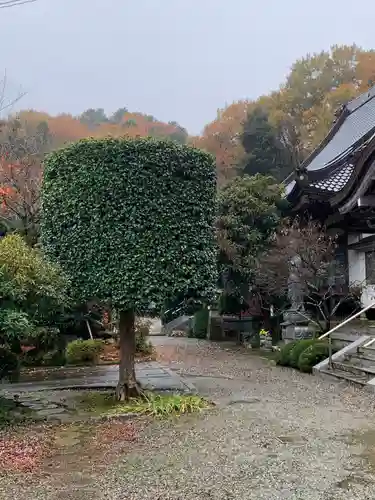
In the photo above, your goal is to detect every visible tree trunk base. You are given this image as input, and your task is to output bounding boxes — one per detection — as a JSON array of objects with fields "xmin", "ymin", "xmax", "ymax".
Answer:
[{"xmin": 116, "ymin": 380, "xmax": 142, "ymax": 401}]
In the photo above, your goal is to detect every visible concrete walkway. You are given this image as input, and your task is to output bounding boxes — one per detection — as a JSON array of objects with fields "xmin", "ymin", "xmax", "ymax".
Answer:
[
  {"xmin": 0, "ymin": 362, "xmax": 195, "ymax": 394},
  {"xmin": 0, "ymin": 361, "xmax": 195, "ymax": 422}
]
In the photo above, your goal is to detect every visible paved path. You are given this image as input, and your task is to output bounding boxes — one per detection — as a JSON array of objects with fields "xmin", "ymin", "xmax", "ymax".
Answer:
[
  {"xmin": 0, "ymin": 362, "xmax": 194, "ymax": 394},
  {"xmin": 3, "ymin": 337, "xmax": 375, "ymax": 499},
  {"xmin": 0, "ymin": 361, "xmax": 195, "ymax": 421}
]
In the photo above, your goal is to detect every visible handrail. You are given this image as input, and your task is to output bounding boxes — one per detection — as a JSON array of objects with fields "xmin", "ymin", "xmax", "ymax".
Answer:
[{"xmin": 318, "ymin": 301, "xmax": 375, "ymax": 340}]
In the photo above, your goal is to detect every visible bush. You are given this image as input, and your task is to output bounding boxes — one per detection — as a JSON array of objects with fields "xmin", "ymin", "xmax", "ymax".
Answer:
[
  {"xmin": 0, "ymin": 346, "xmax": 19, "ymax": 380},
  {"xmin": 134, "ymin": 317, "xmax": 153, "ymax": 354},
  {"xmin": 135, "ymin": 334, "xmax": 154, "ymax": 355},
  {"xmin": 135, "ymin": 318, "xmax": 151, "ymax": 337},
  {"xmin": 190, "ymin": 307, "xmax": 208, "ymax": 339},
  {"xmin": 42, "ymin": 349, "xmax": 66, "ymax": 367},
  {"xmin": 21, "ymin": 348, "xmax": 66, "ymax": 367},
  {"xmin": 298, "ymin": 342, "xmax": 329, "ymax": 373},
  {"xmin": 0, "ymin": 235, "xmax": 69, "ymax": 358},
  {"xmin": 289, "ymin": 339, "xmax": 316, "ymax": 368},
  {"xmin": 276, "ymin": 341, "xmax": 298, "ymax": 366},
  {"xmin": 0, "ymin": 234, "xmax": 69, "ymax": 326},
  {"xmin": 65, "ymin": 339, "xmax": 104, "ymax": 365}
]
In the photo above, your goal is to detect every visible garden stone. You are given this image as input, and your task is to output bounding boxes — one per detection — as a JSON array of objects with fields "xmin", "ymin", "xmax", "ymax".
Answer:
[
  {"xmin": 35, "ymin": 408, "xmax": 67, "ymax": 417},
  {"xmin": 24, "ymin": 403, "xmax": 45, "ymax": 410}
]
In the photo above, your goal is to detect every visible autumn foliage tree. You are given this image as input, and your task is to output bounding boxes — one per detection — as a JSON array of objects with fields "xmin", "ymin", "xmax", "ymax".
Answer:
[
  {"xmin": 190, "ymin": 101, "xmax": 250, "ymax": 185},
  {"xmin": 197, "ymin": 44, "xmax": 375, "ymax": 184},
  {"xmin": 41, "ymin": 137, "xmax": 217, "ymax": 400},
  {"xmin": 0, "ymin": 118, "xmax": 51, "ymax": 245}
]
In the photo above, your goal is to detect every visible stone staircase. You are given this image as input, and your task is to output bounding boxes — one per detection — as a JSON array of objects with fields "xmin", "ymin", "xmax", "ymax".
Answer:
[
  {"xmin": 160, "ymin": 314, "xmax": 192, "ymax": 336},
  {"xmin": 314, "ymin": 320, "xmax": 375, "ymax": 390}
]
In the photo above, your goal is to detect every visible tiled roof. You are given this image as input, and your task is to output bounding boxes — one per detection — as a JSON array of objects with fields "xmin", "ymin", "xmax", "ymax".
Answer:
[
  {"xmin": 285, "ymin": 85, "xmax": 375, "ymax": 198},
  {"xmin": 307, "ymin": 96, "xmax": 375, "ymax": 172},
  {"xmin": 309, "ymin": 164, "xmax": 355, "ymax": 193}
]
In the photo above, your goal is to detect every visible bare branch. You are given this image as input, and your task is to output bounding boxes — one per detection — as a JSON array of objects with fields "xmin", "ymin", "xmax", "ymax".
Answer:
[
  {"xmin": 0, "ymin": 71, "xmax": 26, "ymax": 115},
  {"xmin": 0, "ymin": 117, "xmax": 48, "ymax": 245},
  {"xmin": 0, "ymin": 0, "xmax": 37, "ymax": 9}
]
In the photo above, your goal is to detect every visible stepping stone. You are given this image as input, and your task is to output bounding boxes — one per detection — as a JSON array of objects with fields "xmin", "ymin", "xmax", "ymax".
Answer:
[
  {"xmin": 36, "ymin": 408, "xmax": 67, "ymax": 417},
  {"xmin": 24, "ymin": 403, "xmax": 45, "ymax": 410}
]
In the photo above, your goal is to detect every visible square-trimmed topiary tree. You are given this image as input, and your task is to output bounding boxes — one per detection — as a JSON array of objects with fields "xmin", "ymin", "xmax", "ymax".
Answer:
[{"xmin": 40, "ymin": 137, "xmax": 217, "ymax": 400}]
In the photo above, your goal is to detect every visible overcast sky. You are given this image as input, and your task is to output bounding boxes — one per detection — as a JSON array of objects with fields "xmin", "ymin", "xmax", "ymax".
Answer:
[{"xmin": 0, "ymin": 0, "xmax": 374, "ymax": 134}]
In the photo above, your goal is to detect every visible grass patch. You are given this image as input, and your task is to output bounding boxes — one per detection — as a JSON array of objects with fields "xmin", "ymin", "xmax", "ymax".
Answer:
[{"xmin": 77, "ymin": 390, "xmax": 211, "ymax": 418}]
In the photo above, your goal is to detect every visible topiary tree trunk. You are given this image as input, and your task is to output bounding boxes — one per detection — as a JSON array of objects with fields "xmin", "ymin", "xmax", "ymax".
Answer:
[{"xmin": 116, "ymin": 309, "xmax": 141, "ymax": 400}]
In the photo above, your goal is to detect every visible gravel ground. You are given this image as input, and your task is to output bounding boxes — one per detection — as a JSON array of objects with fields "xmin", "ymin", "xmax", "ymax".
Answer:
[{"xmin": 3, "ymin": 337, "xmax": 375, "ymax": 499}]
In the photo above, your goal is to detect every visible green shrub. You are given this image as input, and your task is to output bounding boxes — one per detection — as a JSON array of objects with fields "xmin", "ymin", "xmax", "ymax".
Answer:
[
  {"xmin": 276, "ymin": 341, "xmax": 298, "ymax": 367},
  {"xmin": 0, "ymin": 235, "xmax": 69, "ymax": 359},
  {"xmin": 0, "ymin": 346, "xmax": 19, "ymax": 380},
  {"xmin": 135, "ymin": 318, "xmax": 151, "ymax": 337},
  {"xmin": 298, "ymin": 342, "xmax": 329, "ymax": 373},
  {"xmin": 133, "ymin": 317, "xmax": 153, "ymax": 354},
  {"xmin": 289, "ymin": 339, "xmax": 316, "ymax": 368},
  {"xmin": 135, "ymin": 334, "xmax": 154, "ymax": 355},
  {"xmin": 65, "ymin": 339, "xmax": 104, "ymax": 365},
  {"xmin": 190, "ymin": 307, "xmax": 208, "ymax": 339},
  {"xmin": 41, "ymin": 349, "xmax": 66, "ymax": 366},
  {"xmin": 21, "ymin": 348, "xmax": 66, "ymax": 367}
]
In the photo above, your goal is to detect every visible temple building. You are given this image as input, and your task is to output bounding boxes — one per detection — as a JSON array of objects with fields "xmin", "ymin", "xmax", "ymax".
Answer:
[{"xmin": 285, "ymin": 85, "xmax": 375, "ymax": 312}]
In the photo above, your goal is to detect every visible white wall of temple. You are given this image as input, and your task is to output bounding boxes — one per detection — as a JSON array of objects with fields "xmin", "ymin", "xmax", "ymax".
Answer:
[
  {"xmin": 348, "ymin": 233, "xmax": 375, "ymax": 307},
  {"xmin": 348, "ymin": 233, "xmax": 366, "ymax": 286}
]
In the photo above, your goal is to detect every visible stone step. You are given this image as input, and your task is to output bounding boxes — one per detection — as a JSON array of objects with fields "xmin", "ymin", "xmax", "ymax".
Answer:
[
  {"xmin": 332, "ymin": 360, "xmax": 375, "ymax": 379},
  {"xmin": 330, "ymin": 331, "xmax": 365, "ymax": 342},
  {"xmin": 346, "ymin": 353, "xmax": 375, "ymax": 370},
  {"xmin": 320, "ymin": 367, "xmax": 368, "ymax": 387},
  {"xmin": 162, "ymin": 315, "xmax": 191, "ymax": 334},
  {"xmin": 357, "ymin": 347, "xmax": 375, "ymax": 360}
]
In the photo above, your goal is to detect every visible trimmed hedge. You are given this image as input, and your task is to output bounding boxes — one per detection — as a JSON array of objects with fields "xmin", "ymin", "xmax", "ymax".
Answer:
[
  {"xmin": 66, "ymin": 339, "xmax": 104, "ymax": 365},
  {"xmin": 41, "ymin": 137, "xmax": 217, "ymax": 313},
  {"xmin": 289, "ymin": 339, "xmax": 316, "ymax": 368},
  {"xmin": 277, "ymin": 339, "xmax": 330, "ymax": 374},
  {"xmin": 276, "ymin": 341, "xmax": 298, "ymax": 366},
  {"xmin": 191, "ymin": 307, "xmax": 209, "ymax": 339},
  {"xmin": 298, "ymin": 343, "xmax": 329, "ymax": 373}
]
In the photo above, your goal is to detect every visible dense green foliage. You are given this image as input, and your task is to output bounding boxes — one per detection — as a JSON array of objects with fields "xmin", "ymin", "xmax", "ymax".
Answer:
[
  {"xmin": 276, "ymin": 341, "xmax": 298, "ymax": 367},
  {"xmin": 190, "ymin": 307, "xmax": 209, "ymax": 339},
  {"xmin": 22, "ymin": 347, "xmax": 66, "ymax": 367},
  {"xmin": 217, "ymin": 174, "xmax": 285, "ymax": 312},
  {"xmin": 65, "ymin": 339, "xmax": 104, "ymax": 365},
  {"xmin": 0, "ymin": 234, "xmax": 68, "ymax": 353},
  {"xmin": 241, "ymin": 107, "xmax": 293, "ymax": 182},
  {"xmin": 298, "ymin": 343, "xmax": 330, "ymax": 373},
  {"xmin": 135, "ymin": 334, "xmax": 154, "ymax": 355},
  {"xmin": 0, "ymin": 346, "xmax": 19, "ymax": 381},
  {"xmin": 277, "ymin": 339, "xmax": 330, "ymax": 373},
  {"xmin": 289, "ymin": 339, "xmax": 316, "ymax": 368},
  {"xmin": 41, "ymin": 137, "xmax": 217, "ymax": 313}
]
